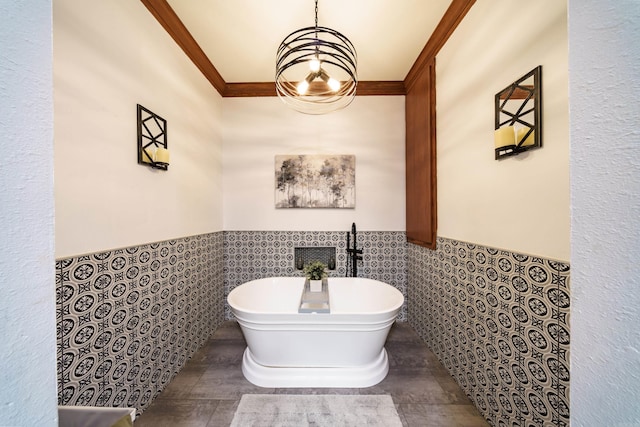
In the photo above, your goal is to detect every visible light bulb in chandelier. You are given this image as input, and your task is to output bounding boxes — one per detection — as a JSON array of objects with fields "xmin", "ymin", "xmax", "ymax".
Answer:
[
  {"xmin": 296, "ymin": 72, "xmax": 316, "ymax": 95},
  {"xmin": 296, "ymin": 80, "xmax": 309, "ymax": 95},
  {"xmin": 309, "ymin": 57, "xmax": 321, "ymax": 73},
  {"xmin": 319, "ymin": 69, "xmax": 341, "ymax": 92},
  {"xmin": 328, "ymin": 78, "xmax": 341, "ymax": 92}
]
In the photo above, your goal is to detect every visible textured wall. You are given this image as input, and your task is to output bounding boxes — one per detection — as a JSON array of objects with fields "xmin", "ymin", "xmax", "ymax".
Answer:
[
  {"xmin": 569, "ymin": 0, "xmax": 640, "ymax": 425},
  {"xmin": 56, "ymin": 233, "xmax": 224, "ymax": 414},
  {"xmin": 0, "ymin": 2, "xmax": 58, "ymax": 426},
  {"xmin": 223, "ymin": 230, "xmax": 408, "ymax": 321},
  {"xmin": 409, "ymin": 238, "xmax": 570, "ymax": 426}
]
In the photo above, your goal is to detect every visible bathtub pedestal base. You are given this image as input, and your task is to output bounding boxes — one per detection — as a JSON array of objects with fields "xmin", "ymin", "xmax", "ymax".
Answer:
[{"xmin": 241, "ymin": 347, "xmax": 390, "ymax": 388}]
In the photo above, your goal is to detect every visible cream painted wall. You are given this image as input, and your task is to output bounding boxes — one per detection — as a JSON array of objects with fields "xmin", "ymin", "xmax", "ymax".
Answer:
[
  {"xmin": 436, "ymin": 0, "xmax": 569, "ymax": 260},
  {"xmin": 54, "ymin": 1, "xmax": 224, "ymax": 258},
  {"xmin": 222, "ymin": 96, "xmax": 406, "ymax": 231}
]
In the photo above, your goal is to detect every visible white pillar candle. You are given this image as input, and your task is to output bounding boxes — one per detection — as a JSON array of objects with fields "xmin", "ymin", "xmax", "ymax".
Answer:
[
  {"xmin": 494, "ymin": 126, "xmax": 515, "ymax": 148},
  {"xmin": 155, "ymin": 147, "xmax": 170, "ymax": 164}
]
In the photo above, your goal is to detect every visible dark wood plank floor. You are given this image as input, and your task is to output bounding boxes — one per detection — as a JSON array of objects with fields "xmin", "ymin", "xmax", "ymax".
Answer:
[{"xmin": 134, "ymin": 321, "xmax": 489, "ymax": 426}]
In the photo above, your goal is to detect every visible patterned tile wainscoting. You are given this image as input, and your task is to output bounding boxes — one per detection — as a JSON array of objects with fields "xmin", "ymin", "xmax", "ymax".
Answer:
[
  {"xmin": 223, "ymin": 231, "xmax": 408, "ymax": 321},
  {"xmin": 56, "ymin": 232, "xmax": 224, "ymax": 414},
  {"xmin": 408, "ymin": 237, "xmax": 570, "ymax": 427}
]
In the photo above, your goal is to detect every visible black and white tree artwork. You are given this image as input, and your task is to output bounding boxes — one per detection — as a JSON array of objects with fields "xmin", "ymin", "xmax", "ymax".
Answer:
[{"xmin": 275, "ymin": 154, "xmax": 355, "ymax": 208}]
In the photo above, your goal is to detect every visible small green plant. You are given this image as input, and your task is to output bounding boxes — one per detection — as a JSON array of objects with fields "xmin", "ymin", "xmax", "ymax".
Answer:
[{"xmin": 304, "ymin": 261, "xmax": 327, "ymax": 280}]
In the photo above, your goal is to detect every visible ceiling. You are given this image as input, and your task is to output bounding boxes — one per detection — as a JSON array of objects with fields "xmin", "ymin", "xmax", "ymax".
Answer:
[{"xmin": 164, "ymin": 0, "xmax": 453, "ymax": 84}]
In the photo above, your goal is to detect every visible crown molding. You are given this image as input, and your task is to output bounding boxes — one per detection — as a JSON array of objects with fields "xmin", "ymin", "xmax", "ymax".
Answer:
[
  {"xmin": 404, "ymin": 0, "xmax": 476, "ymax": 91},
  {"xmin": 223, "ymin": 81, "xmax": 406, "ymax": 97},
  {"xmin": 140, "ymin": 0, "xmax": 226, "ymax": 95},
  {"xmin": 142, "ymin": 0, "xmax": 474, "ymax": 98}
]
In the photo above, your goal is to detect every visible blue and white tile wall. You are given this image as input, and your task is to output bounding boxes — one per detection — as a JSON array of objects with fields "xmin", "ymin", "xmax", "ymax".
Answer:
[
  {"xmin": 223, "ymin": 231, "xmax": 408, "ymax": 321},
  {"xmin": 408, "ymin": 237, "xmax": 570, "ymax": 427},
  {"xmin": 56, "ymin": 232, "xmax": 224, "ymax": 414}
]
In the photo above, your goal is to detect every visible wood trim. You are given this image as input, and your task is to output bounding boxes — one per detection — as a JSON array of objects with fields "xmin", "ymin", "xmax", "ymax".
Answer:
[
  {"xmin": 355, "ymin": 81, "xmax": 406, "ymax": 96},
  {"xmin": 140, "ymin": 0, "xmax": 226, "ymax": 96},
  {"xmin": 223, "ymin": 83, "xmax": 276, "ymax": 98},
  {"xmin": 405, "ymin": 58, "xmax": 437, "ymax": 249},
  {"xmin": 223, "ymin": 81, "xmax": 406, "ymax": 97},
  {"xmin": 404, "ymin": 0, "xmax": 476, "ymax": 91},
  {"xmin": 427, "ymin": 59, "xmax": 438, "ymax": 249}
]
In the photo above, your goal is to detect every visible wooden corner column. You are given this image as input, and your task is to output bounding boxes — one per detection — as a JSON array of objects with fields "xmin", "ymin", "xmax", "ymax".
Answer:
[
  {"xmin": 405, "ymin": 59, "xmax": 437, "ymax": 249},
  {"xmin": 404, "ymin": 0, "xmax": 475, "ymax": 250}
]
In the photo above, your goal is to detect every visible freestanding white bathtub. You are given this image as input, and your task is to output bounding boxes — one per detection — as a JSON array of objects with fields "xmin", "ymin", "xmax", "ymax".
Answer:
[{"xmin": 227, "ymin": 277, "xmax": 404, "ymax": 388}]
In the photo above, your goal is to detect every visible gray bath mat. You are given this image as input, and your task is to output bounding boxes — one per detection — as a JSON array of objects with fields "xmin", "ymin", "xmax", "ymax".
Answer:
[{"xmin": 230, "ymin": 394, "xmax": 402, "ymax": 427}]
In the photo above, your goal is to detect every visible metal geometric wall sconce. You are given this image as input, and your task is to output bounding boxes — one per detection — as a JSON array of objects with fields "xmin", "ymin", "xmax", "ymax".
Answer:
[
  {"xmin": 137, "ymin": 104, "xmax": 169, "ymax": 170},
  {"xmin": 494, "ymin": 66, "xmax": 543, "ymax": 160}
]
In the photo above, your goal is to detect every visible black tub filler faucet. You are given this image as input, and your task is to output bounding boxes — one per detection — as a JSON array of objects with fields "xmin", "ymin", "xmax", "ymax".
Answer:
[{"xmin": 346, "ymin": 222, "xmax": 363, "ymax": 277}]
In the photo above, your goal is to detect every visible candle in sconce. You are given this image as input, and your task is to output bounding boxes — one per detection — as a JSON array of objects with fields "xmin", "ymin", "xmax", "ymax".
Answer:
[
  {"xmin": 517, "ymin": 127, "xmax": 535, "ymax": 147},
  {"xmin": 494, "ymin": 126, "xmax": 515, "ymax": 148},
  {"xmin": 155, "ymin": 147, "xmax": 170, "ymax": 164},
  {"xmin": 141, "ymin": 148, "xmax": 155, "ymax": 163}
]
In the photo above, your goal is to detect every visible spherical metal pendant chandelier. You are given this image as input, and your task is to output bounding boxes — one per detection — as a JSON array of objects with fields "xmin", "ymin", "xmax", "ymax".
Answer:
[{"xmin": 275, "ymin": 0, "xmax": 357, "ymax": 115}]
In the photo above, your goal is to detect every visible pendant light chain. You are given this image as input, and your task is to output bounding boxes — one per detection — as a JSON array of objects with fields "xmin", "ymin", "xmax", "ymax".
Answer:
[{"xmin": 314, "ymin": 0, "xmax": 319, "ymax": 38}]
